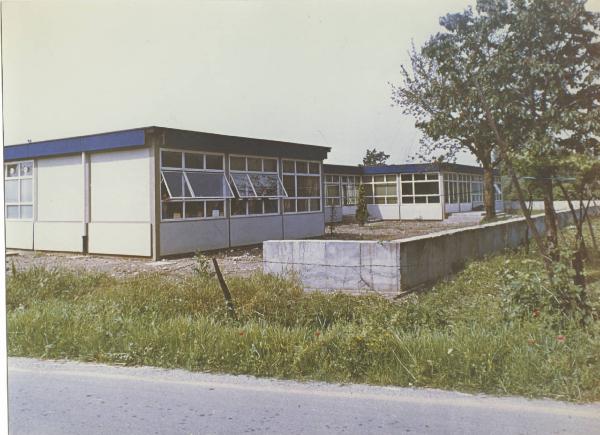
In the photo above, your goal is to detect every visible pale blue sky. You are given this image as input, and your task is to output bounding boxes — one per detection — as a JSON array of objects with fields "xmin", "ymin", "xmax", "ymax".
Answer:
[{"xmin": 3, "ymin": 0, "xmax": 599, "ymax": 165}]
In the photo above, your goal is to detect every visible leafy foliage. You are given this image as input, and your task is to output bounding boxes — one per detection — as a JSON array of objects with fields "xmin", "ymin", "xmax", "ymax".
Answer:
[
  {"xmin": 362, "ymin": 148, "xmax": 390, "ymax": 166},
  {"xmin": 355, "ymin": 183, "xmax": 369, "ymax": 226}
]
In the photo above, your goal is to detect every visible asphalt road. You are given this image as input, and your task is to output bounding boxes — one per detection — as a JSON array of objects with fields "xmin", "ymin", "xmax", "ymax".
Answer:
[{"xmin": 8, "ymin": 357, "xmax": 600, "ymax": 435}]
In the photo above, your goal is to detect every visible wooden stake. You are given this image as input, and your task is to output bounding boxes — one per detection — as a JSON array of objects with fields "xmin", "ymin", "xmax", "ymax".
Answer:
[{"xmin": 212, "ymin": 258, "xmax": 236, "ymax": 319}]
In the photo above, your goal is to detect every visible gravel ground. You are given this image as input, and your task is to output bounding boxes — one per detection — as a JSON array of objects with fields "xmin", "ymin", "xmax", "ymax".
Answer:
[
  {"xmin": 6, "ymin": 220, "xmax": 479, "ymax": 278},
  {"xmin": 5, "ymin": 246, "xmax": 263, "ymax": 279}
]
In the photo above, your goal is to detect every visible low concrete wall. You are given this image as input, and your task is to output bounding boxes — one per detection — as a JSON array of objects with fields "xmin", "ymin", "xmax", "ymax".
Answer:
[
  {"xmin": 263, "ymin": 206, "xmax": 599, "ymax": 294},
  {"xmin": 263, "ymin": 240, "xmax": 401, "ymax": 293}
]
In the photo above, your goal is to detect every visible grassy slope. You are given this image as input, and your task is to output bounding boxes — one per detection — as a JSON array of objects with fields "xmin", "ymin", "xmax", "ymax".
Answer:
[{"xmin": 7, "ymin": 221, "xmax": 600, "ymax": 402}]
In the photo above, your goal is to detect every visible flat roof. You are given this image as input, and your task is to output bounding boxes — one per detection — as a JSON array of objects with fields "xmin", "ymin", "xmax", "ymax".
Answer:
[
  {"xmin": 324, "ymin": 162, "xmax": 499, "ymax": 176},
  {"xmin": 4, "ymin": 126, "xmax": 332, "ymax": 161}
]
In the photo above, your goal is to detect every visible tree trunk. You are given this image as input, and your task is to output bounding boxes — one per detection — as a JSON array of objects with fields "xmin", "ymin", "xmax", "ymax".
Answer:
[
  {"xmin": 541, "ymin": 178, "xmax": 559, "ymax": 261},
  {"xmin": 483, "ymin": 165, "xmax": 496, "ymax": 220}
]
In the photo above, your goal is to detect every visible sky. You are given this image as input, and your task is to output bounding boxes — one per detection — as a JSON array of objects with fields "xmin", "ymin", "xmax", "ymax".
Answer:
[{"xmin": 3, "ymin": 0, "xmax": 600, "ymax": 165}]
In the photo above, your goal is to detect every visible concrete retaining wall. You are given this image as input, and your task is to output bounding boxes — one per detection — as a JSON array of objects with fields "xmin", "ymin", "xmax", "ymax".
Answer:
[{"xmin": 263, "ymin": 206, "xmax": 599, "ymax": 294}]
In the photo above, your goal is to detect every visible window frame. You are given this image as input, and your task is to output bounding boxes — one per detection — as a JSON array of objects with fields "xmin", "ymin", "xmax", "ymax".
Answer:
[
  {"xmin": 282, "ymin": 159, "xmax": 322, "ymax": 214},
  {"xmin": 361, "ymin": 174, "xmax": 398, "ymax": 205},
  {"xmin": 4, "ymin": 160, "xmax": 34, "ymax": 221},
  {"xmin": 400, "ymin": 172, "xmax": 440, "ymax": 204},
  {"xmin": 160, "ymin": 148, "xmax": 231, "ymax": 222}
]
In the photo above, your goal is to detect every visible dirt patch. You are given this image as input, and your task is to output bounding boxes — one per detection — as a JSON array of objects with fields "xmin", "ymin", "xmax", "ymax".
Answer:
[
  {"xmin": 322, "ymin": 220, "xmax": 478, "ymax": 241},
  {"xmin": 5, "ymin": 246, "xmax": 263, "ymax": 279}
]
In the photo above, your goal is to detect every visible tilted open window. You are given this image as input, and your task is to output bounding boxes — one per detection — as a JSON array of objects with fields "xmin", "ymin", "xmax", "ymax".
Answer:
[
  {"xmin": 161, "ymin": 170, "xmax": 234, "ymax": 199},
  {"xmin": 229, "ymin": 173, "xmax": 287, "ymax": 198}
]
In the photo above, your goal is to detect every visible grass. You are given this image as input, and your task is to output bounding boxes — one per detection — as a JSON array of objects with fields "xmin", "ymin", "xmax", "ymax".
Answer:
[{"xmin": 7, "ymin": 220, "xmax": 600, "ymax": 402}]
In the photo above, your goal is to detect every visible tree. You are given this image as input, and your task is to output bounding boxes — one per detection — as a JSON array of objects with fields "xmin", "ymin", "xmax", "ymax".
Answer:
[
  {"xmin": 355, "ymin": 184, "xmax": 369, "ymax": 226},
  {"xmin": 395, "ymin": 0, "xmax": 599, "ymax": 292},
  {"xmin": 391, "ymin": 39, "xmax": 499, "ymax": 219},
  {"xmin": 362, "ymin": 148, "xmax": 390, "ymax": 166}
]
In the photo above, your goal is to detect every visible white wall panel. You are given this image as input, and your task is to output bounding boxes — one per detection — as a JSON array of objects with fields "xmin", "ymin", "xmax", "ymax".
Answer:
[
  {"xmin": 400, "ymin": 204, "xmax": 443, "ymax": 220},
  {"xmin": 90, "ymin": 148, "xmax": 150, "ymax": 222},
  {"xmin": 88, "ymin": 222, "xmax": 151, "ymax": 256},
  {"xmin": 37, "ymin": 155, "xmax": 84, "ymax": 222},
  {"xmin": 34, "ymin": 222, "xmax": 83, "ymax": 252},
  {"xmin": 5, "ymin": 221, "xmax": 34, "ymax": 249}
]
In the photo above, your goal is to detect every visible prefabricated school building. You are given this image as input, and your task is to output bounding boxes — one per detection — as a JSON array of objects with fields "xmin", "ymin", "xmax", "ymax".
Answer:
[
  {"xmin": 4, "ymin": 127, "xmax": 330, "ymax": 259},
  {"xmin": 4, "ymin": 126, "xmax": 501, "ymax": 258}
]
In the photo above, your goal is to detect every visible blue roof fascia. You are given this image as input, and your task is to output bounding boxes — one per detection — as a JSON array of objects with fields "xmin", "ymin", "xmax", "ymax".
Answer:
[
  {"xmin": 4, "ymin": 128, "xmax": 147, "ymax": 161},
  {"xmin": 362, "ymin": 163, "xmax": 441, "ymax": 174}
]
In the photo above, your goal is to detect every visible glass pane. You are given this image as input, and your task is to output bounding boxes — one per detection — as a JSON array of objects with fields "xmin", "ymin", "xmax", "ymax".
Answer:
[
  {"xmin": 415, "ymin": 196, "xmax": 427, "ymax": 203},
  {"xmin": 364, "ymin": 184, "xmax": 373, "ymax": 196},
  {"xmin": 401, "ymin": 183, "xmax": 413, "ymax": 195},
  {"xmin": 385, "ymin": 175, "xmax": 396, "ymax": 182},
  {"xmin": 20, "ymin": 162, "xmax": 33, "ymax": 177},
  {"xmin": 326, "ymin": 185, "xmax": 340, "ymax": 197},
  {"xmin": 6, "ymin": 205, "xmax": 19, "ymax": 218},
  {"xmin": 296, "ymin": 161, "xmax": 308, "ymax": 174},
  {"xmin": 162, "ymin": 171, "xmax": 184, "ymax": 197},
  {"xmin": 21, "ymin": 179, "xmax": 33, "ymax": 202},
  {"xmin": 415, "ymin": 182, "xmax": 439, "ymax": 195},
  {"xmin": 205, "ymin": 154, "xmax": 223, "ymax": 170},
  {"xmin": 284, "ymin": 199, "xmax": 296, "ymax": 213},
  {"xmin": 247, "ymin": 158, "xmax": 262, "ymax": 172},
  {"xmin": 249, "ymin": 174, "xmax": 284, "ymax": 197},
  {"xmin": 264, "ymin": 199, "xmax": 278, "ymax": 214},
  {"xmin": 297, "ymin": 176, "xmax": 320, "ymax": 197},
  {"xmin": 282, "ymin": 160, "xmax": 295, "ymax": 173},
  {"xmin": 187, "ymin": 172, "xmax": 233, "ymax": 198},
  {"xmin": 162, "ymin": 151, "xmax": 182, "ymax": 168},
  {"xmin": 426, "ymin": 173, "xmax": 438, "ymax": 180},
  {"xmin": 375, "ymin": 197, "xmax": 386, "ymax": 204},
  {"xmin": 20, "ymin": 205, "xmax": 33, "ymax": 219},
  {"xmin": 6, "ymin": 164, "xmax": 19, "ymax": 177},
  {"xmin": 263, "ymin": 159, "xmax": 277, "ymax": 172},
  {"xmin": 185, "ymin": 201, "xmax": 204, "ymax": 218},
  {"xmin": 309, "ymin": 162, "xmax": 320, "ymax": 174},
  {"xmin": 162, "ymin": 201, "xmax": 183, "ymax": 219},
  {"xmin": 185, "ymin": 153, "xmax": 204, "ymax": 169},
  {"xmin": 385, "ymin": 183, "xmax": 397, "ymax": 196},
  {"xmin": 374, "ymin": 184, "xmax": 387, "ymax": 196},
  {"xmin": 231, "ymin": 173, "xmax": 255, "ymax": 197},
  {"xmin": 230, "ymin": 156, "xmax": 246, "ymax": 171},
  {"xmin": 387, "ymin": 197, "xmax": 398, "ymax": 204},
  {"xmin": 5, "ymin": 179, "xmax": 18, "ymax": 202},
  {"xmin": 362, "ymin": 176, "xmax": 372, "ymax": 183},
  {"xmin": 297, "ymin": 199, "xmax": 309, "ymax": 212},
  {"xmin": 206, "ymin": 201, "xmax": 224, "ymax": 217},
  {"xmin": 428, "ymin": 196, "xmax": 440, "ymax": 203},
  {"xmin": 402, "ymin": 196, "xmax": 414, "ymax": 204},
  {"xmin": 231, "ymin": 199, "xmax": 247, "ymax": 216},
  {"xmin": 248, "ymin": 200, "xmax": 263, "ymax": 215},
  {"xmin": 414, "ymin": 174, "xmax": 426, "ymax": 180},
  {"xmin": 400, "ymin": 174, "xmax": 412, "ymax": 181},
  {"xmin": 283, "ymin": 175, "xmax": 296, "ymax": 197},
  {"xmin": 374, "ymin": 175, "xmax": 385, "ymax": 182},
  {"xmin": 309, "ymin": 199, "xmax": 320, "ymax": 211}
]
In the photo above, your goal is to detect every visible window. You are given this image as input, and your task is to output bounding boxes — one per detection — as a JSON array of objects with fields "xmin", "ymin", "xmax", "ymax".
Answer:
[
  {"xmin": 401, "ymin": 173, "xmax": 439, "ymax": 204},
  {"xmin": 342, "ymin": 176, "xmax": 358, "ymax": 206},
  {"xmin": 362, "ymin": 174, "xmax": 397, "ymax": 205},
  {"xmin": 228, "ymin": 156, "xmax": 286, "ymax": 216},
  {"xmin": 5, "ymin": 161, "xmax": 33, "ymax": 220},
  {"xmin": 494, "ymin": 176, "xmax": 503, "ymax": 201},
  {"xmin": 325, "ymin": 175, "xmax": 341, "ymax": 206},
  {"xmin": 282, "ymin": 159, "xmax": 321, "ymax": 213},
  {"xmin": 160, "ymin": 150, "xmax": 232, "ymax": 220}
]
